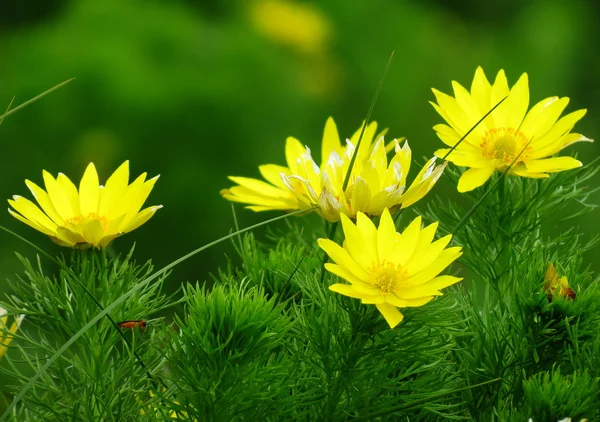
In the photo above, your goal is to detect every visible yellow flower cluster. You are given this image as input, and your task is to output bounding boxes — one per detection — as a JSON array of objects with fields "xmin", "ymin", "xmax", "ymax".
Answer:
[
  {"xmin": 5, "ymin": 67, "xmax": 589, "ymax": 330},
  {"xmin": 221, "ymin": 118, "xmax": 445, "ymax": 222},
  {"xmin": 219, "ymin": 66, "xmax": 589, "ymax": 327}
]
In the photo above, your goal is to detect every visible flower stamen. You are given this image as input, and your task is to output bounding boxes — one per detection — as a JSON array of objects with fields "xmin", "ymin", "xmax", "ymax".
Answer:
[
  {"xmin": 480, "ymin": 127, "xmax": 529, "ymax": 164},
  {"xmin": 369, "ymin": 261, "xmax": 406, "ymax": 294}
]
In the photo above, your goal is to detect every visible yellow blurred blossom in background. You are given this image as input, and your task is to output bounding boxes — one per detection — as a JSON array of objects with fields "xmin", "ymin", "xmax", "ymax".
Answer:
[{"xmin": 248, "ymin": 0, "xmax": 332, "ymax": 55}]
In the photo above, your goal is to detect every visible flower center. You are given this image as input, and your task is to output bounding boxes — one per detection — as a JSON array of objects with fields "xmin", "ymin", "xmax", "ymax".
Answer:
[
  {"xmin": 64, "ymin": 213, "xmax": 110, "ymax": 231},
  {"xmin": 480, "ymin": 127, "xmax": 529, "ymax": 164},
  {"xmin": 369, "ymin": 261, "xmax": 406, "ymax": 294}
]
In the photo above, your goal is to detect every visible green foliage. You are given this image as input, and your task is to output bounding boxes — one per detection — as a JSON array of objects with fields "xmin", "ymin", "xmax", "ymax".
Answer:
[
  {"xmin": 522, "ymin": 369, "xmax": 600, "ymax": 420},
  {"xmin": 1, "ymin": 163, "xmax": 599, "ymax": 420},
  {"xmin": 422, "ymin": 164, "xmax": 600, "ymax": 420},
  {"xmin": 0, "ymin": 248, "xmax": 171, "ymax": 420},
  {"xmin": 161, "ymin": 282, "xmax": 293, "ymax": 420}
]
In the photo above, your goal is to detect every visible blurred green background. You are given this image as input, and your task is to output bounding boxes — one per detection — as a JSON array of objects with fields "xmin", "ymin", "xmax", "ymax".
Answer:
[{"xmin": 0, "ymin": 0, "xmax": 599, "ymax": 305}]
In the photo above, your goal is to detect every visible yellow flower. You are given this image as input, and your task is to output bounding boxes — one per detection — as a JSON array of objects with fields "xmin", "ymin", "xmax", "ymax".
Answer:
[
  {"xmin": 317, "ymin": 208, "xmax": 462, "ymax": 328},
  {"xmin": 544, "ymin": 262, "xmax": 576, "ymax": 302},
  {"xmin": 8, "ymin": 161, "xmax": 161, "ymax": 248},
  {"xmin": 221, "ymin": 118, "xmax": 445, "ymax": 222},
  {"xmin": 248, "ymin": 0, "xmax": 332, "ymax": 55},
  {"xmin": 431, "ymin": 67, "xmax": 592, "ymax": 192},
  {"xmin": 0, "ymin": 307, "xmax": 24, "ymax": 360}
]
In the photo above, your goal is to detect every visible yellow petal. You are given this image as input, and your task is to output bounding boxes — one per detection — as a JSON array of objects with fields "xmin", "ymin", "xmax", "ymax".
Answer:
[
  {"xmin": 524, "ymin": 157, "xmax": 582, "ymax": 173},
  {"xmin": 432, "ymin": 89, "xmax": 481, "ymax": 137},
  {"xmin": 510, "ymin": 168, "xmax": 550, "ymax": 179},
  {"xmin": 504, "ymin": 72, "xmax": 529, "ymax": 129},
  {"xmin": 490, "ymin": 69, "xmax": 509, "ymax": 127},
  {"xmin": 285, "ymin": 137, "xmax": 306, "ymax": 174},
  {"xmin": 529, "ymin": 109, "xmax": 587, "ymax": 152},
  {"xmin": 433, "ymin": 124, "xmax": 460, "ymax": 148},
  {"xmin": 377, "ymin": 208, "xmax": 399, "ymax": 262},
  {"xmin": 323, "ymin": 263, "xmax": 376, "ymax": 293},
  {"xmin": 406, "ymin": 234, "xmax": 453, "ymax": 276},
  {"xmin": 108, "ymin": 173, "xmax": 147, "ymax": 220},
  {"xmin": 259, "ymin": 164, "xmax": 291, "ymax": 188},
  {"xmin": 350, "ymin": 177, "xmax": 371, "ymax": 214},
  {"xmin": 25, "ymin": 180, "xmax": 64, "ymax": 225},
  {"xmin": 411, "ymin": 221, "xmax": 439, "ymax": 257},
  {"xmin": 99, "ymin": 161, "xmax": 130, "ymax": 216},
  {"xmin": 79, "ymin": 163, "xmax": 100, "ymax": 216},
  {"xmin": 400, "ymin": 159, "xmax": 445, "ymax": 207},
  {"xmin": 123, "ymin": 205, "xmax": 162, "ymax": 233},
  {"xmin": 519, "ymin": 97, "xmax": 569, "ymax": 139},
  {"xmin": 434, "ymin": 149, "xmax": 489, "ymax": 168},
  {"xmin": 395, "ymin": 215, "xmax": 422, "ymax": 266},
  {"xmin": 340, "ymin": 213, "xmax": 377, "ymax": 271},
  {"xmin": 386, "ymin": 294, "xmax": 434, "ymax": 307},
  {"xmin": 8, "ymin": 208, "xmax": 55, "ymax": 237},
  {"xmin": 396, "ymin": 275, "xmax": 462, "ymax": 299},
  {"xmin": 55, "ymin": 226, "xmax": 84, "ymax": 246},
  {"xmin": 82, "ymin": 220, "xmax": 105, "ymax": 247},
  {"xmin": 452, "ymin": 80, "xmax": 490, "ymax": 134},
  {"xmin": 8, "ymin": 196, "xmax": 58, "ymax": 233},
  {"xmin": 361, "ymin": 295, "xmax": 386, "ymax": 304},
  {"xmin": 117, "ymin": 175, "xmax": 160, "ymax": 227},
  {"xmin": 406, "ymin": 247, "xmax": 462, "ymax": 286},
  {"xmin": 375, "ymin": 303, "xmax": 404, "ymax": 328},
  {"xmin": 545, "ymin": 262, "xmax": 558, "ymax": 283},
  {"xmin": 355, "ymin": 211, "xmax": 379, "ymax": 258},
  {"xmin": 351, "ymin": 121, "xmax": 378, "ymax": 160},
  {"xmin": 329, "ymin": 283, "xmax": 366, "ymax": 299},
  {"xmin": 57, "ymin": 173, "xmax": 81, "ymax": 217},
  {"xmin": 223, "ymin": 185, "xmax": 298, "ymax": 210},
  {"xmin": 228, "ymin": 176, "xmax": 292, "ymax": 200},
  {"xmin": 98, "ymin": 234, "xmax": 120, "ymax": 248},
  {"xmin": 321, "ymin": 117, "xmax": 341, "ymax": 162},
  {"xmin": 457, "ymin": 167, "xmax": 495, "ymax": 192},
  {"xmin": 470, "ymin": 66, "xmax": 494, "ymax": 124},
  {"xmin": 318, "ymin": 239, "xmax": 369, "ymax": 281},
  {"xmin": 43, "ymin": 171, "xmax": 74, "ymax": 220}
]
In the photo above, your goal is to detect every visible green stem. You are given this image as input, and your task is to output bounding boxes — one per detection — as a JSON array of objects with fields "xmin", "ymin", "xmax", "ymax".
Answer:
[
  {"xmin": 0, "ymin": 78, "xmax": 75, "ymax": 121},
  {"xmin": 441, "ymin": 96, "xmax": 507, "ymax": 162},
  {"xmin": 342, "ymin": 52, "xmax": 394, "ymax": 192}
]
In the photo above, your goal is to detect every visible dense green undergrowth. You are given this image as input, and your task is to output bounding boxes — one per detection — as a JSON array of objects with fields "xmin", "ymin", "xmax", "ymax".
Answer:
[{"xmin": 0, "ymin": 162, "xmax": 598, "ymax": 421}]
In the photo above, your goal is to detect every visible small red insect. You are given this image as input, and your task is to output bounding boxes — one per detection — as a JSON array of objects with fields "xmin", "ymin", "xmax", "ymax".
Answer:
[{"xmin": 117, "ymin": 320, "xmax": 147, "ymax": 331}]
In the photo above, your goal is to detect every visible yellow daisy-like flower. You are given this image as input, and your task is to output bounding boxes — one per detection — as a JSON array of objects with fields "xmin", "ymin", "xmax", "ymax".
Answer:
[
  {"xmin": 317, "ymin": 208, "xmax": 462, "ymax": 328},
  {"xmin": 544, "ymin": 262, "xmax": 576, "ymax": 302},
  {"xmin": 431, "ymin": 67, "xmax": 592, "ymax": 192},
  {"xmin": 221, "ymin": 118, "xmax": 445, "ymax": 222},
  {"xmin": 0, "ymin": 307, "xmax": 24, "ymax": 360},
  {"xmin": 8, "ymin": 161, "xmax": 161, "ymax": 248}
]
